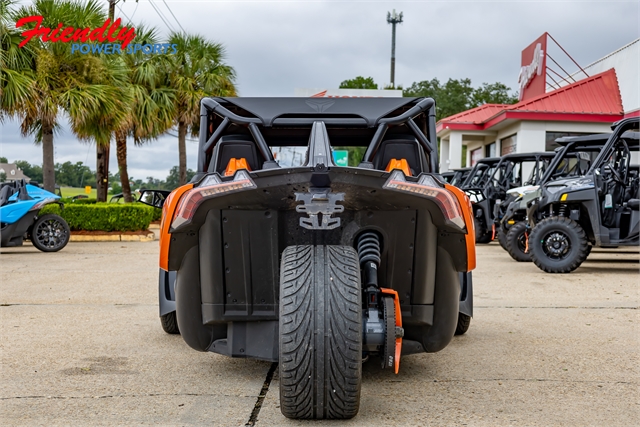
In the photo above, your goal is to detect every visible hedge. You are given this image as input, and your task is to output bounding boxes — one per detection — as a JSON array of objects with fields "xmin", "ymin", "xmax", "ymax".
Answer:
[
  {"xmin": 40, "ymin": 203, "xmax": 157, "ymax": 232},
  {"xmin": 58, "ymin": 198, "xmax": 162, "ymax": 221}
]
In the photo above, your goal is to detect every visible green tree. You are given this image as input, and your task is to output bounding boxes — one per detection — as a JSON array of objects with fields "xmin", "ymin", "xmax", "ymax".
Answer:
[
  {"xmin": 14, "ymin": 160, "xmax": 43, "ymax": 183},
  {"xmin": 165, "ymin": 165, "xmax": 195, "ymax": 190},
  {"xmin": 166, "ymin": 32, "xmax": 236, "ymax": 185},
  {"xmin": 0, "ymin": 157, "xmax": 7, "ymax": 163},
  {"xmin": 111, "ymin": 26, "xmax": 175, "ymax": 202},
  {"xmin": 10, "ymin": 0, "xmax": 117, "ymax": 192},
  {"xmin": 403, "ymin": 78, "xmax": 518, "ymax": 121},
  {"xmin": 472, "ymin": 82, "xmax": 519, "ymax": 106},
  {"xmin": 0, "ymin": 171, "xmax": 6, "ymax": 182},
  {"xmin": 339, "ymin": 76, "xmax": 378, "ymax": 90},
  {"xmin": 0, "ymin": 0, "xmax": 36, "ymax": 124},
  {"xmin": 54, "ymin": 161, "xmax": 93, "ymax": 188}
]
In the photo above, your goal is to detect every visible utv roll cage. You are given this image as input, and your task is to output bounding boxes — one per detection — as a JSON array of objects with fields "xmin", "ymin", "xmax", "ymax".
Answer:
[
  {"xmin": 539, "ymin": 133, "xmax": 612, "ymax": 186},
  {"xmin": 194, "ymin": 97, "xmax": 439, "ymax": 178}
]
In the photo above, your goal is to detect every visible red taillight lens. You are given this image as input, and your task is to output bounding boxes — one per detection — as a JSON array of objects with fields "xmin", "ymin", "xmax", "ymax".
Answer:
[
  {"xmin": 171, "ymin": 170, "xmax": 256, "ymax": 229},
  {"xmin": 383, "ymin": 171, "xmax": 465, "ymax": 229}
]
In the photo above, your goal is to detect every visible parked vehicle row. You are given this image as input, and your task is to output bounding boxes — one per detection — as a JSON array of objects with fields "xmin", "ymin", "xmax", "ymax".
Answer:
[{"xmin": 446, "ymin": 117, "xmax": 639, "ymax": 273}]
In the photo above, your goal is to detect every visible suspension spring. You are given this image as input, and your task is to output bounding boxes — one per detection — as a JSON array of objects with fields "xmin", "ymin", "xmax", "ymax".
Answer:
[
  {"xmin": 357, "ymin": 231, "xmax": 382, "ymax": 292},
  {"xmin": 558, "ymin": 203, "xmax": 567, "ymax": 217},
  {"xmin": 357, "ymin": 231, "xmax": 381, "ymax": 267}
]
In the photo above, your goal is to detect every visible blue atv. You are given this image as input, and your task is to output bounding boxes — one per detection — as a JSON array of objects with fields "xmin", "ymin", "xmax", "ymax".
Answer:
[{"xmin": 0, "ymin": 179, "xmax": 70, "ymax": 252}]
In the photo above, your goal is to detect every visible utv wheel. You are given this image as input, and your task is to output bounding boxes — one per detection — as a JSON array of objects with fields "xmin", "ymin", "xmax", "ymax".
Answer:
[
  {"xmin": 474, "ymin": 217, "xmax": 492, "ymax": 244},
  {"xmin": 279, "ymin": 245, "xmax": 362, "ymax": 419},
  {"xmin": 497, "ymin": 227, "xmax": 508, "ymax": 250},
  {"xmin": 31, "ymin": 214, "xmax": 70, "ymax": 252},
  {"xmin": 529, "ymin": 217, "xmax": 589, "ymax": 273},
  {"xmin": 454, "ymin": 313, "xmax": 471, "ymax": 336},
  {"xmin": 160, "ymin": 311, "xmax": 180, "ymax": 334},
  {"xmin": 506, "ymin": 221, "xmax": 532, "ymax": 262}
]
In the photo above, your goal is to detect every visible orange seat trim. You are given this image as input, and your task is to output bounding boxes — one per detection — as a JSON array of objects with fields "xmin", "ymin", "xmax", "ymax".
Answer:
[
  {"xmin": 385, "ymin": 158, "xmax": 411, "ymax": 176},
  {"xmin": 224, "ymin": 158, "xmax": 251, "ymax": 176}
]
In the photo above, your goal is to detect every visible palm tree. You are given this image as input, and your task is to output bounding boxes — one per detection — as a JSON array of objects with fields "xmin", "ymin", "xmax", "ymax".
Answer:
[
  {"xmin": 1, "ymin": 1, "xmax": 36, "ymax": 124},
  {"xmin": 113, "ymin": 27, "xmax": 175, "ymax": 202},
  {"xmin": 166, "ymin": 32, "xmax": 237, "ymax": 185},
  {"xmin": 9, "ymin": 0, "xmax": 110, "ymax": 192}
]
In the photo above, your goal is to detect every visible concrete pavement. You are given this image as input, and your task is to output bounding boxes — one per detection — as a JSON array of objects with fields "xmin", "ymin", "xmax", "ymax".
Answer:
[{"xmin": 0, "ymin": 242, "xmax": 637, "ymax": 426}]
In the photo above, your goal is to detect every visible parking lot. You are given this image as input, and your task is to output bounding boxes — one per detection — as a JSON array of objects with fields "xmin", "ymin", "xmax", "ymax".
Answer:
[{"xmin": 1, "ymin": 241, "xmax": 638, "ymax": 426}]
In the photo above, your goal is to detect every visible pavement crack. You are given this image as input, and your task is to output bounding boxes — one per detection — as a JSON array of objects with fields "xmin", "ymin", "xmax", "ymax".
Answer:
[{"xmin": 245, "ymin": 362, "xmax": 278, "ymax": 427}]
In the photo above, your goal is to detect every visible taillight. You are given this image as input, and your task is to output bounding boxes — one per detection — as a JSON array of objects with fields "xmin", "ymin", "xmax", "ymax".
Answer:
[
  {"xmin": 171, "ymin": 170, "xmax": 256, "ymax": 229},
  {"xmin": 29, "ymin": 198, "xmax": 55, "ymax": 211},
  {"xmin": 383, "ymin": 171, "xmax": 465, "ymax": 229}
]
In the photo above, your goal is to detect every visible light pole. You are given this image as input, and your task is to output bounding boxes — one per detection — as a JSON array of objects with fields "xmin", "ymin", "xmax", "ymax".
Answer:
[{"xmin": 387, "ymin": 9, "xmax": 403, "ymax": 89}]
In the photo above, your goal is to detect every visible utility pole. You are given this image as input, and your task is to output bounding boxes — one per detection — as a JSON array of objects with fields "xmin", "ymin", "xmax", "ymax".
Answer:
[
  {"xmin": 96, "ymin": 0, "xmax": 116, "ymax": 202},
  {"xmin": 387, "ymin": 9, "xmax": 403, "ymax": 89}
]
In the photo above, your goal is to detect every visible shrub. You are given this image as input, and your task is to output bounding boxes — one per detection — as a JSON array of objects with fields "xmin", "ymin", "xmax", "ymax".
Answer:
[
  {"xmin": 59, "ymin": 197, "xmax": 98, "ymax": 205},
  {"xmin": 40, "ymin": 202, "xmax": 156, "ymax": 231}
]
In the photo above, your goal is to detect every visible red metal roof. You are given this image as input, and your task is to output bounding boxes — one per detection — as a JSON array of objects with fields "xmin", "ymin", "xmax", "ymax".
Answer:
[{"xmin": 437, "ymin": 68, "xmax": 623, "ymax": 133}]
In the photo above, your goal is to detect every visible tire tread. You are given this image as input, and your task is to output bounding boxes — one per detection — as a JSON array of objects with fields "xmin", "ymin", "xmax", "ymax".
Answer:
[{"xmin": 279, "ymin": 245, "xmax": 362, "ymax": 419}]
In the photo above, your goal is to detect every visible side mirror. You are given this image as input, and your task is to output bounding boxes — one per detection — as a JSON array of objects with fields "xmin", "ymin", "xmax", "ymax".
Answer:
[{"xmin": 138, "ymin": 189, "xmax": 171, "ymax": 208}]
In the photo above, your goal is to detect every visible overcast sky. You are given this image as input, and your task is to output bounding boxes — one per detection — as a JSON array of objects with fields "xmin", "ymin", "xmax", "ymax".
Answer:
[{"xmin": 1, "ymin": 0, "xmax": 638, "ymax": 180}]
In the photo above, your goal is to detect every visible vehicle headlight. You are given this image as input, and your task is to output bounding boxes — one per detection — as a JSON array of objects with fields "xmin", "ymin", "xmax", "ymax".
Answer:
[{"xmin": 546, "ymin": 185, "xmax": 566, "ymax": 194}]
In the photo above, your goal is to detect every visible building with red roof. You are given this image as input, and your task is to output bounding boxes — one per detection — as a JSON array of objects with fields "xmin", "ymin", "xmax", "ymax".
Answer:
[{"xmin": 438, "ymin": 36, "xmax": 638, "ymax": 171}]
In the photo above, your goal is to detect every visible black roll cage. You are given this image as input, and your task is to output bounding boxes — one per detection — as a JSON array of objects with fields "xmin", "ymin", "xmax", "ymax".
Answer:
[{"xmin": 196, "ymin": 97, "xmax": 439, "ymax": 175}]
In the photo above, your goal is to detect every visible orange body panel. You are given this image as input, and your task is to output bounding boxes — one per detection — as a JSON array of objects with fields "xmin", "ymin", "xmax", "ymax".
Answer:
[
  {"xmin": 444, "ymin": 183, "xmax": 476, "ymax": 271},
  {"xmin": 224, "ymin": 158, "xmax": 251, "ymax": 176},
  {"xmin": 385, "ymin": 158, "xmax": 411, "ymax": 176},
  {"xmin": 159, "ymin": 184, "xmax": 193, "ymax": 271},
  {"xmin": 380, "ymin": 288, "xmax": 402, "ymax": 374}
]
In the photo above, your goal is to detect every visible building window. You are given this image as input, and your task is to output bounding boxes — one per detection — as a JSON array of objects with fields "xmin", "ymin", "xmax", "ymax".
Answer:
[
  {"xmin": 501, "ymin": 134, "xmax": 517, "ymax": 155},
  {"xmin": 545, "ymin": 132, "xmax": 596, "ymax": 151},
  {"xmin": 485, "ymin": 142, "xmax": 496, "ymax": 158},
  {"xmin": 470, "ymin": 148, "xmax": 483, "ymax": 166}
]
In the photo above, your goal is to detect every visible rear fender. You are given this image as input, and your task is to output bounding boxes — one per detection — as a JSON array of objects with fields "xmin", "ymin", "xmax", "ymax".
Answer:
[{"xmin": 175, "ymin": 246, "xmax": 225, "ymax": 352}]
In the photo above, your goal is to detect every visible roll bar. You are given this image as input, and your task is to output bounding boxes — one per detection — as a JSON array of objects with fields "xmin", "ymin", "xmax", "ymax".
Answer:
[{"xmin": 197, "ymin": 97, "xmax": 439, "ymax": 174}]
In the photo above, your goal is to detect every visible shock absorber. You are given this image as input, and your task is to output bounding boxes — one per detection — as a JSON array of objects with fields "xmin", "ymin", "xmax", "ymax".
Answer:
[
  {"xmin": 357, "ymin": 231, "xmax": 382, "ymax": 306},
  {"xmin": 357, "ymin": 231, "xmax": 402, "ymax": 372}
]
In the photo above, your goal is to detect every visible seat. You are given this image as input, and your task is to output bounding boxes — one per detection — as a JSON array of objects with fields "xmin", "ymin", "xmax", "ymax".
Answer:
[
  {"xmin": 372, "ymin": 138, "xmax": 428, "ymax": 175},
  {"xmin": 210, "ymin": 135, "xmax": 265, "ymax": 174},
  {"xmin": 0, "ymin": 185, "xmax": 14, "ymax": 207}
]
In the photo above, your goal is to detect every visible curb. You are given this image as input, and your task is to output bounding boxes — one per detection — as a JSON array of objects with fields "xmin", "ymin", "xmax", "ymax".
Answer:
[{"xmin": 70, "ymin": 232, "xmax": 155, "ymax": 242}]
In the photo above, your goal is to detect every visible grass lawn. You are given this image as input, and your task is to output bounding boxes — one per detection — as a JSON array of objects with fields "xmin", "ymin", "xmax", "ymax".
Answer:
[{"xmin": 60, "ymin": 187, "xmax": 97, "ymax": 198}]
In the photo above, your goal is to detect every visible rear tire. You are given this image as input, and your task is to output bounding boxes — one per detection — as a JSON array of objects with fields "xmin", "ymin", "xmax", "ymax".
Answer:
[
  {"xmin": 497, "ymin": 227, "xmax": 508, "ymax": 250},
  {"xmin": 454, "ymin": 313, "xmax": 471, "ymax": 335},
  {"xmin": 506, "ymin": 221, "xmax": 532, "ymax": 262},
  {"xmin": 31, "ymin": 214, "xmax": 70, "ymax": 252},
  {"xmin": 529, "ymin": 217, "xmax": 589, "ymax": 273},
  {"xmin": 160, "ymin": 311, "xmax": 180, "ymax": 334},
  {"xmin": 474, "ymin": 217, "xmax": 493, "ymax": 244},
  {"xmin": 279, "ymin": 245, "xmax": 362, "ymax": 420}
]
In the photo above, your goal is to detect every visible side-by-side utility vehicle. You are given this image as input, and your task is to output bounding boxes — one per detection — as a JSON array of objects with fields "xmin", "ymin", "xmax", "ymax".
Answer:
[
  {"xmin": 500, "ymin": 133, "xmax": 610, "ymax": 262},
  {"xmin": 527, "ymin": 118, "xmax": 639, "ymax": 273},
  {"xmin": 140, "ymin": 97, "xmax": 476, "ymax": 419},
  {"xmin": 462, "ymin": 154, "xmax": 552, "ymax": 244}
]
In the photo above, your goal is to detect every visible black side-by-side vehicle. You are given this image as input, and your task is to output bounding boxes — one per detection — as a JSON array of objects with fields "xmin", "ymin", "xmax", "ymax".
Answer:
[{"xmin": 527, "ymin": 118, "xmax": 639, "ymax": 273}]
